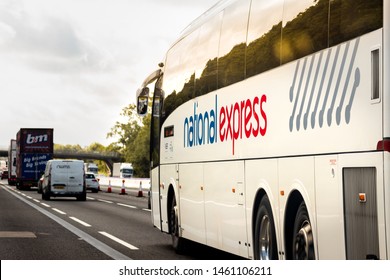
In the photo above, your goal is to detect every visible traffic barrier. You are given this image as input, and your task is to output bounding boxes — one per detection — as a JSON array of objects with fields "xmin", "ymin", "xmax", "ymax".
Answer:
[
  {"xmin": 137, "ymin": 181, "xmax": 143, "ymax": 197},
  {"xmin": 107, "ymin": 180, "xmax": 112, "ymax": 193},
  {"xmin": 120, "ymin": 179, "xmax": 127, "ymax": 195}
]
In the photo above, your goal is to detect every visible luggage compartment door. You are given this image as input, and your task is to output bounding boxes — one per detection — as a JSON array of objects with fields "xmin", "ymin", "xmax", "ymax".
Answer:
[{"xmin": 343, "ymin": 167, "xmax": 380, "ymax": 259}]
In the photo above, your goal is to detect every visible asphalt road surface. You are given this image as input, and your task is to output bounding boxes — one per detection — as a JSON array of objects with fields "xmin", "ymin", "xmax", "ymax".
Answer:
[{"xmin": 0, "ymin": 181, "xmax": 240, "ymax": 260}]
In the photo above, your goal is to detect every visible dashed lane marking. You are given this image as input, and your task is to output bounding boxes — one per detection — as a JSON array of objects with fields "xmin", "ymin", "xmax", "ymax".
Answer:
[
  {"xmin": 97, "ymin": 199, "xmax": 113, "ymax": 204},
  {"xmin": 99, "ymin": 231, "xmax": 139, "ymax": 250},
  {"xmin": 52, "ymin": 208, "xmax": 66, "ymax": 215},
  {"xmin": 117, "ymin": 203, "xmax": 136, "ymax": 209},
  {"xmin": 69, "ymin": 217, "xmax": 91, "ymax": 227}
]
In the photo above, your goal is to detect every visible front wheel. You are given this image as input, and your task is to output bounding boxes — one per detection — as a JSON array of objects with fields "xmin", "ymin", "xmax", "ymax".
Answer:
[
  {"xmin": 42, "ymin": 189, "xmax": 50, "ymax": 201},
  {"xmin": 254, "ymin": 195, "xmax": 278, "ymax": 260},
  {"xmin": 169, "ymin": 195, "xmax": 185, "ymax": 253},
  {"xmin": 292, "ymin": 201, "xmax": 315, "ymax": 260}
]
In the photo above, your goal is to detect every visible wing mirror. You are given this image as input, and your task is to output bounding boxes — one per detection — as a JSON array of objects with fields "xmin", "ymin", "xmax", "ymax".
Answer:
[{"xmin": 136, "ymin": 87, "xmax": 149, "ymax": 116}]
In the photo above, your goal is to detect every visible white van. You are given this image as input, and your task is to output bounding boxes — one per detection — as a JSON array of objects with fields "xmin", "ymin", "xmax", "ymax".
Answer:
[{"xmin": 42, "ymin": 159, "xmax": 86, "ymax": 201}]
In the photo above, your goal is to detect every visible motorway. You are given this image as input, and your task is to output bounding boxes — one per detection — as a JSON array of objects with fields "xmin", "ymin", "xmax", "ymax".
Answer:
[{"xmin": 0, "ymin": 179, "xmax": 239, "ymax": 260}]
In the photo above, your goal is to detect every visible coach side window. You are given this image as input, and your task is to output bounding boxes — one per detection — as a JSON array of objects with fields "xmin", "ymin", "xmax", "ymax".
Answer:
[
  {"xmin": 329, "ymin": 0, "xmax": 383, "ymax": 47},
  {"xmin": 281, "ymin": 0, "xmax": 329, "ymax": 64},
  {"xmin": 162, "ymin": 29, "xmax": 199, "ymax": 118},
  {"xmin": 217, "ymin": 0, "xmax": 251, "ymax": 89},
  {"xmin": 194, "ymin": 12, "xmax": 222, "ymax": 97},
  {"xmin": 246, "ymin": 0, "xmax": 284, "ymax": 78}
]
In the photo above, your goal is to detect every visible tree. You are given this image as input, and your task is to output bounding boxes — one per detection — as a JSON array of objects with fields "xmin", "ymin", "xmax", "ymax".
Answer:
[
  {"xmin": 85, "ymin": 142, "xmax": 110, "ymax": 175},
  {"xmin": 107, "ymin": 103, "xmax": 150, "ymax": 178},
  {"xmin": 130, "ymin": 114, "xmax": 150, "ymax": 177}
]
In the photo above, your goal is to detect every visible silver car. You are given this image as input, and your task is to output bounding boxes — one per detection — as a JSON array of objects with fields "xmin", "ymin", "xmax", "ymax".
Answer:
[{"xmin": 85, "ymin": 172, "xmax": 99, "ymax": 193}]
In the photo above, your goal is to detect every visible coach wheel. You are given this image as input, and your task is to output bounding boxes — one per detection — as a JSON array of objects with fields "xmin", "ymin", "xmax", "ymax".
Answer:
[
  {"xmin": 292, "ymin": 201, "xmax": 315, "ymax": 260},
  {"xmin": 254, "ymin": 196, "xmax": 278, "ymax": 260},
  {"xmin": 169, "ymin": 195, "xmax": 185, "ymax": 253}
]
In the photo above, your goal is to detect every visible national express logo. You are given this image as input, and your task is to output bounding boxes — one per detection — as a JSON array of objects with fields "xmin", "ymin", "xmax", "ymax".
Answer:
[
  {"xmin": 183, "ymin": 95, "xmax": 267, "ymax": 155},
  {"xmin": 289, "ymin": 38, "xmax": 360, "ymax": 131}
]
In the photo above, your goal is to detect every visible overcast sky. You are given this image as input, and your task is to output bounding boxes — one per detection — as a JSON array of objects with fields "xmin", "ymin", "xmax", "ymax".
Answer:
[{"xmin": 0, "ymin": 0, "xmax": 219, "ymax": 149}]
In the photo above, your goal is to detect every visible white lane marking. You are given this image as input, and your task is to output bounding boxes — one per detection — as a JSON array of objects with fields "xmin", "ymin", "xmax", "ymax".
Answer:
[
  {"xmin": 98, "ymin": 199, "xmax": 113, "ymax": 204},
  {"xmin": 87, "ymin": 197, "xmax": 96, "ymax": 200},
  {"xmin": 70, "ymin": 217, "xmax": 91, "ymax": 227},
  {"xmin": 117, "ymin": 203, "xmax": 136, "ymax": 209},
  {"xmin": 52, "ymin": 208, "xmax": 66, "ymax": 215},
  {"xmin": 99, "ymin": 231, "xmax": 139, "ymax": 250},
  {"xmin": 142, "ymin": 208, "xmax": 152, "ymax": 212},
  {"xmin": 41, "ymin": 203, "xmax": 51, "ymax": 208},
  {"xmin": 26, "ymin": 196, "xmax": 32, "ymax": 199},
  {"xmin": 33, "ymin": 199, "xmax": 40, "ymax": 203}
]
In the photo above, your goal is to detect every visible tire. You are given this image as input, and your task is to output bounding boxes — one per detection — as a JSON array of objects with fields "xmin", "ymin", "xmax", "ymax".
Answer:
[
  {"xmin": 42, "ymin": 189, "xmax": 50, "ymax": 201},
  {"xmin": 169, "ymin": 195, "xmax": 185, "ymax": 253},
  {"xmin": 77, "ymin": 191, "xmax": 87, "ymax": 201},
  {"xmin": 254, "ymin": 195, "xmax": 278, "ymax": 260},
  {"xmin": 292, "ymin": 201, "xmax": 315, "ymax": 260}
]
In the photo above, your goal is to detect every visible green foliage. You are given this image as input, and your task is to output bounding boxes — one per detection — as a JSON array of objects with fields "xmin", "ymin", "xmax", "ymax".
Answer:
[
  {"xmin": 54, "ymin": 143, "xmax": 83, "ymax": 152},
  {"xmin": 85, "ymin": 142, "xmax": 110, "ymax": 175},
  {"xmin": 54, "ymin": 142, "xmax": 113, "ymax": 175},
  {"xmin": 107, "ymin": 104, "xmax": 150, "ymax": 178},
  {"xmin": 54, "ymin": 103, "xmax": 151, "ymax": 178},
  {"xmin": 129, "ymin": 114, "xmax": 151, "ymax": 178}
]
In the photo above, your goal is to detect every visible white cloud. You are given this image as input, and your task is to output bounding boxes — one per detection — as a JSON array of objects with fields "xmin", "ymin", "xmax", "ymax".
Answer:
[{"xmin": 0, "ymin": 0, "xmax": 220, "ymax": 148}]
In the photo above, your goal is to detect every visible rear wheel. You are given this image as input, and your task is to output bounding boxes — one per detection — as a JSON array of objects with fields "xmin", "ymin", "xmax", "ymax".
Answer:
[
  {"xmin": 77, "ymin": 191, "xmax": 87, "ymax": 201},
  {"xmin": 254, "ymin": 195, "xmax": 278, "ymax": 260},
  {"xmin": 292, "ymin": 201, "xmax": 315, "ymax": 260}
]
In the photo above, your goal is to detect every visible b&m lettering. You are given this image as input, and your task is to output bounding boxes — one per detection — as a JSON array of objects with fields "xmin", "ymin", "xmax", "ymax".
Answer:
[
  {"xmin": 183, "ymin": 94, "xmax": 267, "ymax": 155},
  {"xmin": 26, "ymin": 133, "xmax": 48, "ymax": 144}
]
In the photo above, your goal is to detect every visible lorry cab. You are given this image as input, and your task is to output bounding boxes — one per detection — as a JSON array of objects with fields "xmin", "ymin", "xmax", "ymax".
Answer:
[{"xmin": 42, "ymin": 159, "xmax": 86, "ymax": 201}]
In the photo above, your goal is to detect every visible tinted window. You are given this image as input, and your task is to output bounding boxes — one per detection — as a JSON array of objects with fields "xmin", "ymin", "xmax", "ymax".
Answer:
[
  {"xmin": 329, "ymin": 0, "xmax": 383, "ymax": 46},
  {"xmin": 160, "ymin": 0, "xmax": 383, "ymax": 122},
  {"xmin": 281, "ymin": 0, "xmax": 329, "ymax": 64},
  {"xmin": 246, "ymin": 0, "xmax": 284, "ymax": 77},
  {"xmin": 194, "ymin": 12, "xmax": 222, "ymax": 97},
  {"xmin": 218, "ymin": 0, "xmax": 251, "ymax": 88},
  {"xmin": 162, "ymin": 29, "xmax": 199, "ymax": 118}
]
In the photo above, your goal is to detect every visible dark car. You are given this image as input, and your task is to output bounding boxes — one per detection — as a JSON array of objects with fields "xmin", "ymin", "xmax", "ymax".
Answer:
[{"xmin": 1, "ymin": 170, "xmax": 8, "ymax": 180}]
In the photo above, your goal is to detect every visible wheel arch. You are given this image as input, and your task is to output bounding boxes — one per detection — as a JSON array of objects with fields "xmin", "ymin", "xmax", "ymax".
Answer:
[
  {"xmin": 284, "ymin": 190, "xmax": 305, "ymax": 259},
  {"xmin": 252, "ymin": 188, "xmax": 268, "ymax": 242},
  {"xmin": 167, "ymin": 183, "xmax": 176, "ymax": 234}
]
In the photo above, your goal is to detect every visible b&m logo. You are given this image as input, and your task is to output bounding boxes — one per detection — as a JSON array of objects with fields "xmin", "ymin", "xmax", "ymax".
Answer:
[
  {"xmin": 183, "ymin": 95, "xmax": 267, "ymax": 155},
  {"xmin": 26, "ymin": 133, "xmax": 49, "ymax": 144}
]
